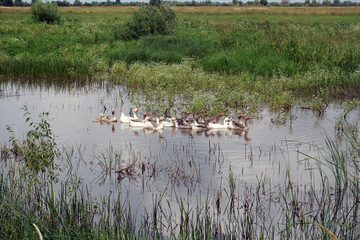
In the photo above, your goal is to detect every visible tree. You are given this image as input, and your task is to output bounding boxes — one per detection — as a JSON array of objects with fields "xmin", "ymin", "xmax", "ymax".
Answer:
[
  {"xmin": 115, "ymin": 0, "xmax": 121, "ymax": 5},
  {"xmin": 333, "ymin": 0, "xmax": 340, "ymax": 4},
  {"xmin": 304, "ymin": 0, "xmax": 310, "ymax": 4},
  {"xmin": 55, "ymin": 0, "xmax": 70, "ymax": 6},
  {"xmin": 3, "ymin": 0, "xmax": 14, "ymax": 6},
  {"xmin": 232, "ymin": 0, "xmax": 238, "ymax": 5},
  {"xmin": 149, "ymin": 0, "xmax": 161, "ymax": 6},
  {"xmin": 14, "ymin": 0, "xmax": 24, "ymax": 6},
  {"xmin": 260, "ymin": 0, "xmax": 268, "ymax": 5},
  {"xmin": 73, "ymin": 0, "xmax": 82, "ymax": 6},
  {"xmin": 104, "ymin": 0, "xmax": 112, "ymax": 5}
]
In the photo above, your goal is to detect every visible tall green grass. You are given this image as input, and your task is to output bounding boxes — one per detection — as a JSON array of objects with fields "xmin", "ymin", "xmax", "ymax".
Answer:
[
  {"xmin": 0, "ymin": 56, "xmax": 91, "ymax": 79},
  {"xmin": 110, "ymin": 19, "xmax": 360, "ymax": 77},
  {"xmin": 1, "ymin": 11, "xmax": 359, "ymax": 112}
]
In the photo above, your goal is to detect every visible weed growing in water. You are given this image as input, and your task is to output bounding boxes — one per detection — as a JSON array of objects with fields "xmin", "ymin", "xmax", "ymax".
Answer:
[{"xmin": 6, "ymin": 105, "xmax": 59, "ymax": 180}]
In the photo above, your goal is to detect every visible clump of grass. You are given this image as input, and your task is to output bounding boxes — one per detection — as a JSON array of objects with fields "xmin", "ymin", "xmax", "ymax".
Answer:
[
  {"xmin": 0, "ymin": 55, "xmax": 92, "ymax": 79},
  {"xmin": 109, "ymin": 28, "xmax": 219, "ymax": 64}
]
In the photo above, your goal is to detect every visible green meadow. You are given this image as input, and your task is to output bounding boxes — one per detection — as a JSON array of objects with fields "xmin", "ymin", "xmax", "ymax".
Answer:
[{"xmin": 1, "ymin": 6, "xmax": 360, "ymax": 114}]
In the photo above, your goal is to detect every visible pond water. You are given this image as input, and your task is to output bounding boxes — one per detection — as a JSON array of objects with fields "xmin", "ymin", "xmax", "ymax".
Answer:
[{"xmin": 0, "ymin": 79, "xmax": 358, "ymax": 220}]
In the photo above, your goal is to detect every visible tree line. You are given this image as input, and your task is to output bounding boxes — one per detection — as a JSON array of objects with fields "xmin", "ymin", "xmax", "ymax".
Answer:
[{"xmin": 1, "ymin": 0, "xmax": 359, "ymax": 7}]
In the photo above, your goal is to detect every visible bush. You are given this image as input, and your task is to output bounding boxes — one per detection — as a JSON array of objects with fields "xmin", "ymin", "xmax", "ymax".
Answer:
[
  {"xmin": 31, "ymin": 0, "xmax": 60, "ymax": 24},
  {"xmin": 119, "ymin": 5, "xmax": 177, "ymax": 41}
]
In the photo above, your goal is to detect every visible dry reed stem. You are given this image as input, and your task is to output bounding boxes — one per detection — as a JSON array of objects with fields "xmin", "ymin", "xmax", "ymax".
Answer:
[
  {"xmin": 32, "ymin": 223, "xmax": 43, "ymax": 240},
  {"xmin": 52, "ymin": 185, "xmax": 56, "ymax": 204},
  {"xmin": 314, "ymin": 222, "xmax": 339, "ymax": 240},
  {"xmin": 350, "ymin": 173, "xmax": 360, "ymax": 180},
  {"xmin": 13, "ymin": 161, "xmax": 19, "ymax": 182}
]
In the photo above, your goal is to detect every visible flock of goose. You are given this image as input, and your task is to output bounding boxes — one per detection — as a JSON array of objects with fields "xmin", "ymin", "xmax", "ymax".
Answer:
[{"xmin": 92, "ymin": 108, "xmax": 252, "ymax": 132}]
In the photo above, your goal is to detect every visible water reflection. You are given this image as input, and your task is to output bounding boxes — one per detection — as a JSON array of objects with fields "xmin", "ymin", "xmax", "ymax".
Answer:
[{"xmin": 1, "ymin": 79, "xmax": 359, "ymax": 210}]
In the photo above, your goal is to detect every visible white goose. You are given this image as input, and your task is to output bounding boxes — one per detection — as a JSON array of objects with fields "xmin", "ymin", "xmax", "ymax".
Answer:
[
  {"xmin": 162, "ymin": 117, "xmax": 176, "ymax": 127},
  {"xmin": 120, "ymin": 108, "xmax": 139, "ymax": 123},
  {"xmin": 191, "ymin": 119, "xmax": 208, "ymax": 130},
  {"xmin": 129, "ymin": 113, "xmax": 152, "ymax": 128},
  {"xmin": 207, "ymin": 113, "xmax": 229, "ymax": 129}
]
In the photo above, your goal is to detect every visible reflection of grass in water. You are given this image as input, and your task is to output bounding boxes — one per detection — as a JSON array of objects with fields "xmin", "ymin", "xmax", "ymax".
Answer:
[{"xmin": 1, "ymin": 109, "xmax": 360, "ymax": 238}]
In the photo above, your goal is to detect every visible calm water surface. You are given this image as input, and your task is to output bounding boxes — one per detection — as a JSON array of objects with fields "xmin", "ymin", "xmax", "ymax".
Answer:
[{"xmin": 1, "ymin": 80, "xmax": 358, "ymax": 214}]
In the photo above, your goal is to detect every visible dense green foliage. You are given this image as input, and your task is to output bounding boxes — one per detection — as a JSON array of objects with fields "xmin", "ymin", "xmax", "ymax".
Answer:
[
  {"xmin": 119, "ymin": 5, "xmax": 177, "ymax": 40},
  {"xmin": 31, "ymin": 0, "xmax": 60, "ymax": 23}
]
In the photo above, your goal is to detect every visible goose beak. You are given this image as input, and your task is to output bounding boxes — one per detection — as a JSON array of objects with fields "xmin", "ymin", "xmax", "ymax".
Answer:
[{"xmin": 135, "ymin": 108, "xmax": 139, "ymax": 112}]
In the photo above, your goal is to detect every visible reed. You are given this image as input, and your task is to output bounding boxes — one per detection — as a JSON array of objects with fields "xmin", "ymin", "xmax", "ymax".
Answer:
[{"xmin": 1, "ymin": 110, "xmax": 360, "ymax": 238}]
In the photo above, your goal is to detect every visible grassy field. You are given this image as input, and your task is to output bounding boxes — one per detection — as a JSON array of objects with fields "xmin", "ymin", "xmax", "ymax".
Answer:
[{"xmin": 0, "ymin": 6, "xmax": 360, "ymax": 115}]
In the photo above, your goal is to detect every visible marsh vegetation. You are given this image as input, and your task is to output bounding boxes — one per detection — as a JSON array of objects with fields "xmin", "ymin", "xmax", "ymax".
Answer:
[
  {"xmin": 1, "ymin": 6, "xmax": 359, "ymax": 114},
  {"xmin": 0, "ymin": 5, "xmax": 360, "ymax": 239},
  {"xmin": 1, "ymin": 99, "xmax": 360, "ymax": 239}
]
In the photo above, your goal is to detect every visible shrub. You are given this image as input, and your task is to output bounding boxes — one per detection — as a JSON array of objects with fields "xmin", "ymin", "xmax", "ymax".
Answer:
[
  {"xmin": 6, "ymin": 106, "xmax": 59, "ymax": 178},
  {"xmin": 119, "ymin": 5, "xmax": 177, "ymax": 41},
  {"xmin": 31, "ymin": 0, "xmax": 60, "ymax": 24}
]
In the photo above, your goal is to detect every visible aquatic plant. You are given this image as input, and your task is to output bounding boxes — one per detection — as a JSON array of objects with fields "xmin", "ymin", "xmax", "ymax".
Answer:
[{"xmin": 6, "ymin": 105, "xmax": 59, "ymax": 179}]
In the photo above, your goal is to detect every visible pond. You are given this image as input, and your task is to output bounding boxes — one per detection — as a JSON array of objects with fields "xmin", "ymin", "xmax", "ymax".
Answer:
[{"xmin": 0, "ymin": 79, "xmax": 359, "ymax": 236}]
